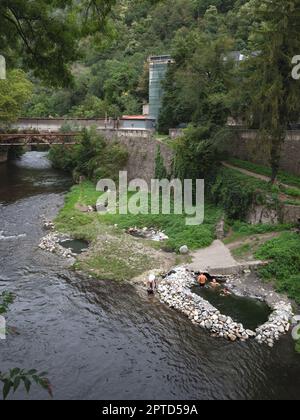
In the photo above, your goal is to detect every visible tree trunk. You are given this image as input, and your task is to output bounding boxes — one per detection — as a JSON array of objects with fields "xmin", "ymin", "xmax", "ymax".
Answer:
[{"xmin": 270, "ymin": 129, "xmax": 285, "ymax": 184}]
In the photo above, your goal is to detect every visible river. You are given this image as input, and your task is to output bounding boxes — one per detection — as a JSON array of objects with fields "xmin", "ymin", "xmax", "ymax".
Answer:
[{"xmin": 0, "ymin": 152, "xmax": 299, "ymax": 400}]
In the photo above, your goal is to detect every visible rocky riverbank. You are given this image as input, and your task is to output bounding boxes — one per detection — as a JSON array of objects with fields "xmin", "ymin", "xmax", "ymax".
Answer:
[
  {"xmin": 157, "ymin": 267, "xmax": 294, "ymax": 347},
  {"xmin": 39, "ymin": 231, "xmax": 77, "ymax": 259}
]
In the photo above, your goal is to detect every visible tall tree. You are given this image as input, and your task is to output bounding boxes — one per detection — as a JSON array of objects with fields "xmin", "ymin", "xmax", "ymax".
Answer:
[
  {"xmin": 0, "ymin": 70, "xmax": 33, "ymax": 123},
  {"xmin": 245, "ymin": 0, "xmax": 300, "ymax": 182},
  {"xmin": 0, "ymin": 0, "xmax": 116, "ymax": 86}
]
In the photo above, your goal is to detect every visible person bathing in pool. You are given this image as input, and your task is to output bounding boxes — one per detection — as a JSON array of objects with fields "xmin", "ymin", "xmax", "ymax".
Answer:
[
  {"xmin": 210, "ymin": 279, "xmax": 221, "ymax": 289},
  {"xmin": 198, "ymin": 273, "xmax": 208, "ymax": 287}
]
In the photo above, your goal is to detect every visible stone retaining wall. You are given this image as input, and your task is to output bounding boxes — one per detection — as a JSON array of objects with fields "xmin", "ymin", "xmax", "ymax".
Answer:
[
  {"xmin": 229, "ymin": 129, "xmax": 300, "ymax": 177},
  {"xmin": 105, "ymin": 135, "xmax": 173, "ymax": 185}
]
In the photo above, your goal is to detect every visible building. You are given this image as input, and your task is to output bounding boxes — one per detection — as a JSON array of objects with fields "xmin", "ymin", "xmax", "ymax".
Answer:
[
  {"xmin": 120, "ymin": 116, "xmax": 156, "ymax": 130},
  {"xmin": 148, "ymin": 55, "xmax": 174, "ymax": 122}
]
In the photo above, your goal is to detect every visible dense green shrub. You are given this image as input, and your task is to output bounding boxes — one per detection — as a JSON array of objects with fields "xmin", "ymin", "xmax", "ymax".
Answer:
[
  {"xmin": 173, "ymin": 125, "xmax": 220, "ymax": 182},
  {"xmin": 255, "ymin": 233, "xmax": 300, "ymax": 304},
  {"xmin": 210, "ymin": 168, "xmax": 278, "ymax": 220},
  {"xmin": 155, "ymin": 146, "xmax": 169, "ymax": 180},
  {"xmin": 49, "ymin": 129, "xmax": 128, "ymax": 183}
]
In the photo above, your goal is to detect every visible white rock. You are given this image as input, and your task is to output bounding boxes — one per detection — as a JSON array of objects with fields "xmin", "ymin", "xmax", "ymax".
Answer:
[{"xmin": 179, "ymin": 245, "xmax": 189, "ymax": 255}]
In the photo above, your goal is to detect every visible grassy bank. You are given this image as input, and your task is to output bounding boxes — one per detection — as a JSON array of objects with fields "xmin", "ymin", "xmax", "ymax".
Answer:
[
  {"xmin": 255, "ymin": 232, "xmax": 300, "ymax": 304},
  {"xmin": 55, "ymin": 181, "xmax": 222, "ymax": 280},
  {"xmin": 228, "ymin": 158, "xmax": 300, "ymax": 191},
  {"xmin": 212, "ymin": 167, "xmax": 300, "ymax": 216},
  {"xmin": 224, "ymin": 221, "xmax": 294, "ymax": 244}
]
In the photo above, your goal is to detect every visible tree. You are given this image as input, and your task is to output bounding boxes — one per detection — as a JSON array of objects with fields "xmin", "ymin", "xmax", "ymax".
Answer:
[
  {"xmin": 155, "ymin": 146, "xmax": 168, "ymax": 179},
  {"xmin": 0, "ymin": 0, "xmax": 116, "ymax": 86},
  {"xmin": 173, "ymin": 125, "xmax": 220, "ymax": 182},
  {"xmin": 244, "ymin": 0, "xmax": 300, "ymax": 182},
  {"xmin": 69, "ymin": 95, "xmax": 120, "ymax": 118},
  {"xmin": 49, "ymin": 128, "xmax": 128, "ymax": 182},
  {"xmin": 159, "ymin": 8, "xmax": 235, "ymax": 133},
  {"xmin": 0, "ymin": 69, "xmax": 33, "ymax": 123}
]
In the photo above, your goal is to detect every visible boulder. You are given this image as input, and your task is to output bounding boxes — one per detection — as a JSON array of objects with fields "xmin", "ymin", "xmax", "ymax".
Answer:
[{"xmin": 179, "ymin": 245, "xmax": 189, "ymax": 255}]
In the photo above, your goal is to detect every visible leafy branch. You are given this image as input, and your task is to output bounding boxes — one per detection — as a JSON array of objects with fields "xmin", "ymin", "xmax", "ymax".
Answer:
[
  {"xmin": 0, "ymin": 369, "xmax": 52, "ymax": 400},
  {"xmin": 0, "ymin": 291, "xmax": 15, "ymax": 315},
  {"xmin": 0, "ymin": 292, "xmax": 53, "ymax": 399}
]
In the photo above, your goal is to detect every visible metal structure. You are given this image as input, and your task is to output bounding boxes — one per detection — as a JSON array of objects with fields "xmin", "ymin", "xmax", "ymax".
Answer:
[
  {"xmin": 0, "ymin": 132, "xmax": 80, "ymax": 146},
  {"xmin": 148, "ymin": 55, "xmax": 174, "ymax": 122}
]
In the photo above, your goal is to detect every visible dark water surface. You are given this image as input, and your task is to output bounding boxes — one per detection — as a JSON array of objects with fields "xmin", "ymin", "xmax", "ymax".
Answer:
[
  {"xmin": 0, "ymin": 152, "xmax": 299, "ymax": 400},
  {"xmin": 59, "ymin": 239, "xmax": 89, "ymax": 255},
  {"xmin": 192, "ymin": 286, "xmax": 272, "ymax": 331}
]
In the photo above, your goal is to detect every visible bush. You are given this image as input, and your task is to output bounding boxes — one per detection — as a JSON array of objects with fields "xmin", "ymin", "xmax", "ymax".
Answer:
[
  {"xmin": 255, "ymin": 233, "xmax": 300, "ymax": 303},
  {"xmin": 49, "ymin": 128, "xmax": 128, "ymax": 182},
  {"xmin": 210, "ymin": 168, "xmax": 275, "ymax": 220},
  {"xmin": 155, "ymin": 146, "xmax": 169, "ymax": 180},
  {"xmin": 173, "ymin": 125, "xmax": 220, "ymax": 182}
]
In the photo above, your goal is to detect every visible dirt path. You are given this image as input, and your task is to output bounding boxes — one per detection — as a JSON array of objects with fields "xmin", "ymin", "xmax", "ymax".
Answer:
[
  {"xmin": 226, "ymin": 232, "xmax": 283, "ymax": 263},
  {"xmin": 222, "ymin": 162, "xmax": 293, "ymax": 190},
  {"xmin": 187, "ymin": 239, "xmax": 265, "ymax": 275}
]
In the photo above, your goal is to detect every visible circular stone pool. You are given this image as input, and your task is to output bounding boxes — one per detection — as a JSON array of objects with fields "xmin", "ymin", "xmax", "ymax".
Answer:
[
  {"xmin": 59, "ymin": 239, "xmax": 89, "ymax": 255},
  {"xmin": 192, "ymin": 285, "xmax": 272, "ymax": 331}
]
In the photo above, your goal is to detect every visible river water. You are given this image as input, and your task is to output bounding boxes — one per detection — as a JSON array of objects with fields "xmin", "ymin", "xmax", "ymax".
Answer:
[{"xmin": 0, "ymin": 152, "xmax": 299, "ymax": 400}]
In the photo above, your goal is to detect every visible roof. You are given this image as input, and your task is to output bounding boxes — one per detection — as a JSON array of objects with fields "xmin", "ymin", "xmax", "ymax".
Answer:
[
  {"xmin": 121, "ymin": 115, "xmax": 155, "ymax": 120},
  {"xmin": 18, "ymin": 117, "xmax": 107, "ymax": 121}
]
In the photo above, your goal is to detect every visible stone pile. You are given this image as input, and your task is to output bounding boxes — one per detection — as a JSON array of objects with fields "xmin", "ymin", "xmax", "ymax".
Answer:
[
  {"xmin": 127, "ymin": 227, "xmax": 169, "ymax": 242},
  {"xmin": 157, "ymin": 267, "xmax": 255, "ymax": 342},
  {"xmin": 39, "ymin": 232, "xmax": 75, "ymax": 259},
  {"xmin": 157, "ymin": 267, "xmax": 293, "ymax": 346},
  {"xmin": 255, "ymin": 301, "xmax": 293, "ymax": 348},
  {"xmin": 43, "ymin": 219, "xmax": 55, "ymax": 231}
]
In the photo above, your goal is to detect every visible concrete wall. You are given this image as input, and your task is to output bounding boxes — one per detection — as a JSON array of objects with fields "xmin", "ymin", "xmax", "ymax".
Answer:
[
  {"xmin": 12, "ymin": 118, "xmax": 157, "ymax": 133},
  {"xmin": 12, "ymin": 118, "xmax": 115, "ymax": 132},
  {"xmin": 228, "ymin": 129, "xmax": 300, "ymax": 176}
]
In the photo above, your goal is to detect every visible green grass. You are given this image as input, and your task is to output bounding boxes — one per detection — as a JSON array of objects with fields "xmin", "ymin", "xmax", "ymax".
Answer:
[
  {"xmin": 57, "ymin": 181, "xmax": 222, "ymax": 252},
  {"xmin": 228, "ymin": 158, "xmax": 300, "ymax": 189},
  {"xmin": 54, "ymin": 181, "xmax": 222, "ymax": 280},
  {"xmin": 223, "ymin": 167, "xmax": 277, "ymax": 193},
  {"xmin": 224, "ymin": 165, "xmax": 300, "ymax": 201},
  {"xmin": 255, "ymin": 232, "xmax": 300, "ymax": 304},
  {"xmin": 224, "ymin": 221, "xmax": 295, "ymax": 244}
]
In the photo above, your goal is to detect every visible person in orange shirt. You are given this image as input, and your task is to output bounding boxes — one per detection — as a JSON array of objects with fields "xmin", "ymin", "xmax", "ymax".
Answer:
[{"xmin": 198, "ymin": 273, "xmax": 207, "ymax": 287}]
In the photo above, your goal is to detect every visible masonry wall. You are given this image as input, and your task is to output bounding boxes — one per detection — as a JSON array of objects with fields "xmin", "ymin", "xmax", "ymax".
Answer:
[
  {"xmin": 228, "ymin": 130, "xmax": 300, "ymax": 176},
  {"xmin": 104, "ymin": 134, "xmax": 173, "ymax": 185}
]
